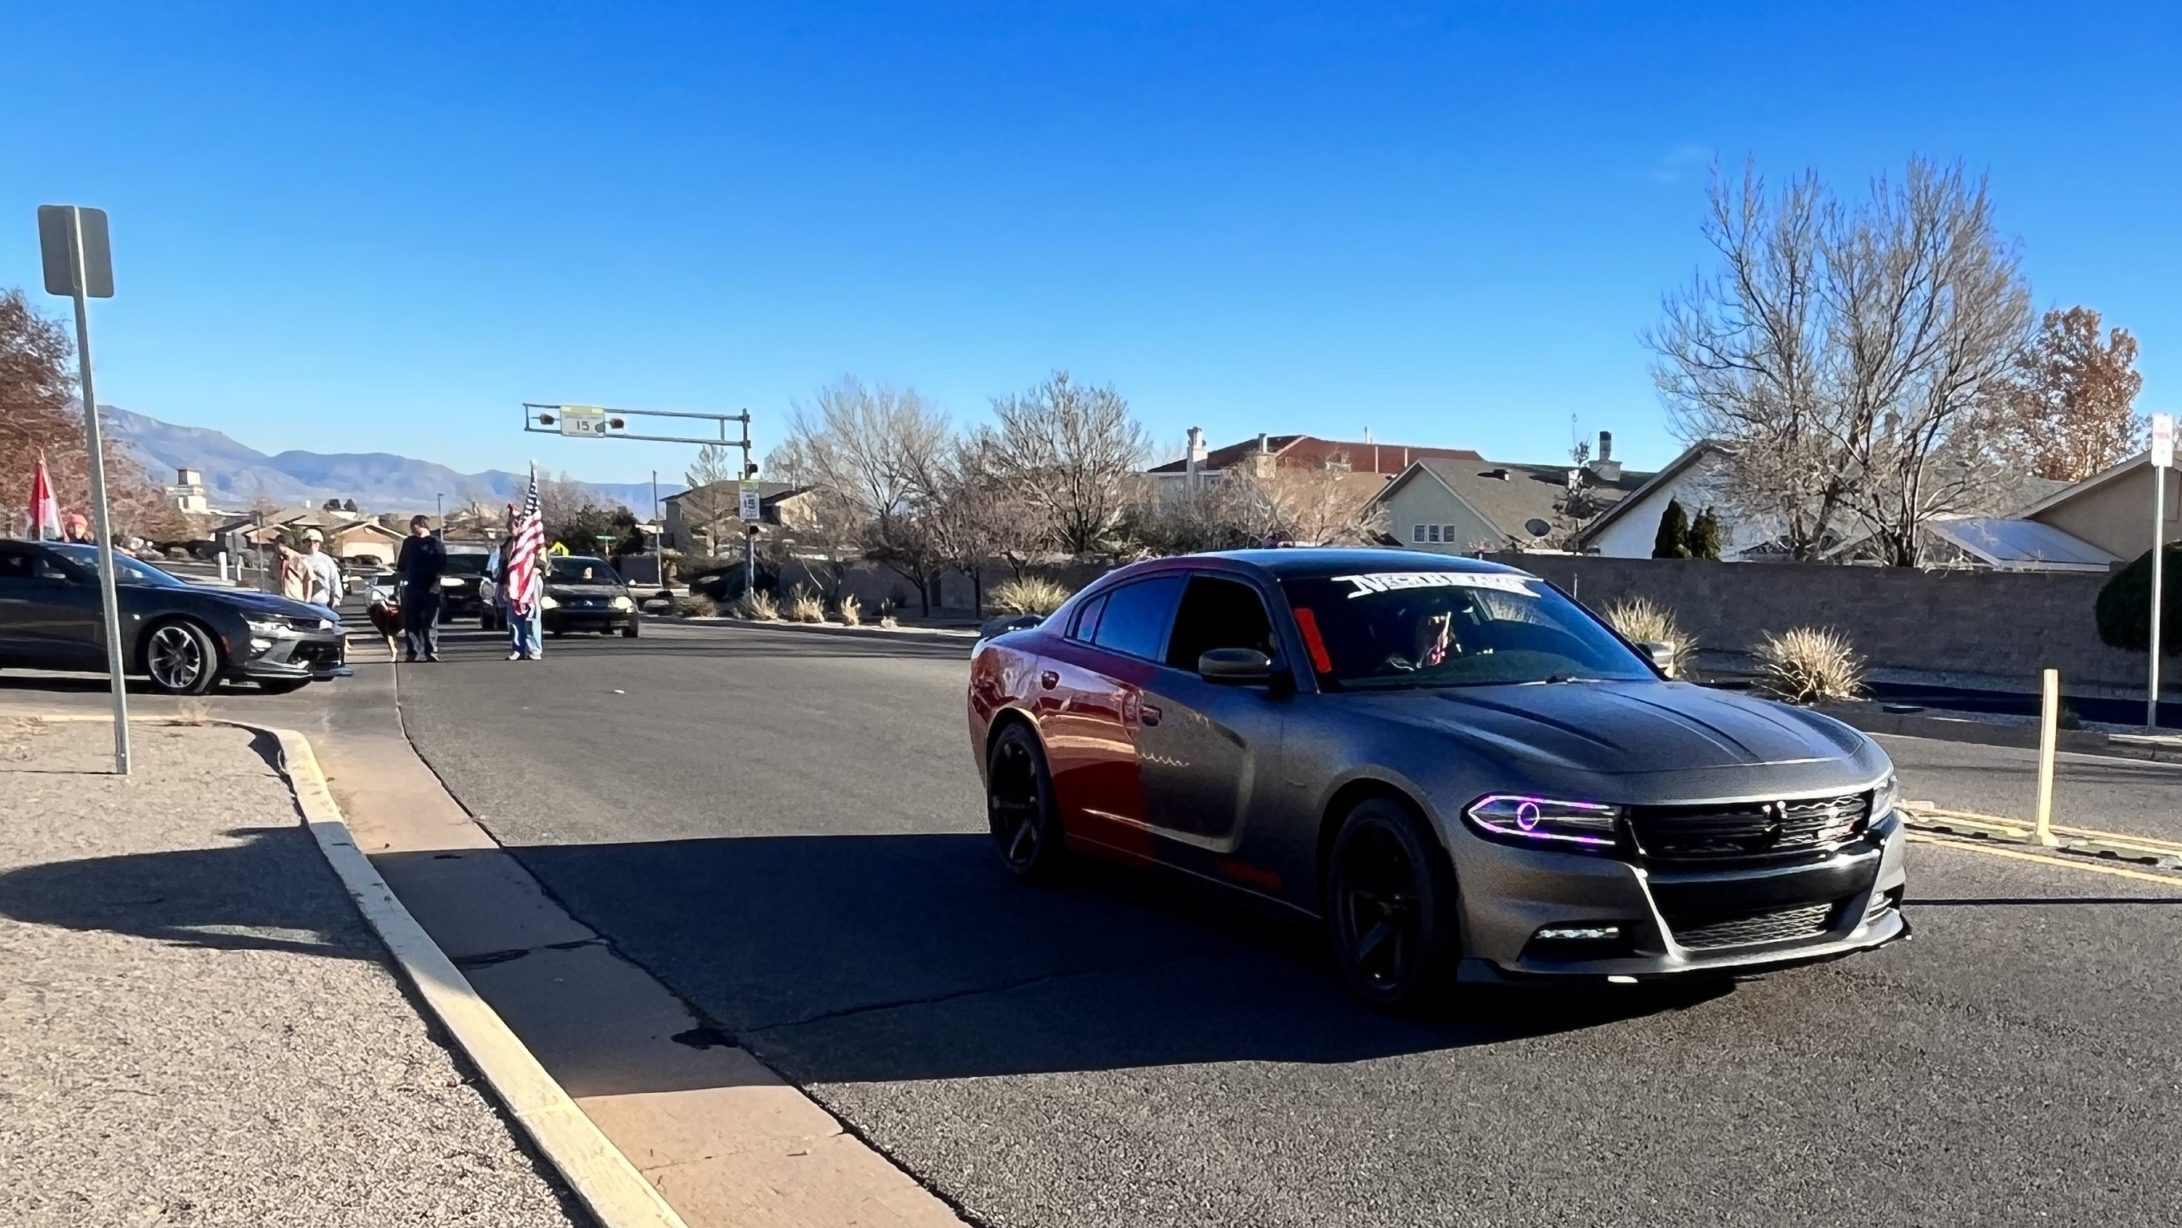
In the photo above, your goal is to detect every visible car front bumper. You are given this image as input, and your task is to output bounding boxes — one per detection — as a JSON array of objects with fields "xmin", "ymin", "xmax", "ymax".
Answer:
[
  {"xmin": 230, "ymin": 628, "xmax": 351, "ymax": 681},
  {"xmin": 1448, "ymin": 811, "xmax": 1910, "ymax": 981},
  {"xmin": 542, "ymin": 605, "xmax": 637, "ymax": 633}
]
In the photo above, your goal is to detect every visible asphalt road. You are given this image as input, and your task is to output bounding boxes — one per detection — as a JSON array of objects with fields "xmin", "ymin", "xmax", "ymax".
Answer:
[{"xmin": 335, "ymin": 619, "xmax": 2182, "ymax": 1228}]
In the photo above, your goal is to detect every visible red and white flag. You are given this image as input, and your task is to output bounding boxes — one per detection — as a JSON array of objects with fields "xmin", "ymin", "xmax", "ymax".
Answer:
[
  {"xmin": 507, "ymin": 464, "xmax": 545, "ymax": 616},
  {"xmin": 24, "ymin": 452, "xmax": 60, "ymax": 540}
]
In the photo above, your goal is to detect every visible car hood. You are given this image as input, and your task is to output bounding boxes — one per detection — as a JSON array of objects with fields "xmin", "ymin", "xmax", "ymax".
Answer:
[
  {"xmin": 1349, "ymin": 680, "xmax": 1864, "ymax": 775},
  {"xmin": 211, "ymin": 588, "xmax": 340, "ymax": 623}
]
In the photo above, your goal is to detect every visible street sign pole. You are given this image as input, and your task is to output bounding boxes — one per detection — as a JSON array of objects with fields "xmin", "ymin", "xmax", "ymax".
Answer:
[
  {"xmin": 40, "ymin": 205, "xmax": 130, "ymax": 774},
  {"xmin": 2150, "ymin": 413, "xmax": 2174, "ymax": 730}
]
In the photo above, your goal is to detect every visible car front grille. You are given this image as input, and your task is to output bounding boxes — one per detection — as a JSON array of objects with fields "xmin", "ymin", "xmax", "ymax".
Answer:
[
  {"xmin": 1628, "ymin": 793, "xmax": 1871, "ymax": 862},
  {"xmin": 292, "ymin": 642, "xmax": 344, "ymax": 667},
  {"xmin": 1667, "ymin": 901, "xmax": 1837, "ymax": 950}
]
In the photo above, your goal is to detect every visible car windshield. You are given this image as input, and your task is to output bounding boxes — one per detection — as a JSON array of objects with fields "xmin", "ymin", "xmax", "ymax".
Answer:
[
  {"xmin": 1280, "ymin": 570, "xmax": 1654, "ymax": 689},
  {"xmin": 51, "ymin": 544, "xmax": 186, "ymax": 589},
  {"xmin": 550, "ymin": 557, "xmax": 619, "ymax": 585},
  {"xmin": 443, "ymin": 551, "xmax": 490, "ymax": 575}
]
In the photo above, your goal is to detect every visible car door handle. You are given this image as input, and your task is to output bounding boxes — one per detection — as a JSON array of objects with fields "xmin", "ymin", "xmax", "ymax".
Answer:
[
  {"xmin": 1039, "ymin": 670, "xmax": 1059, "ymax": 690},
  {"xmin": 1138, "ymin": 704, "xmax": 1162, "ymax": 727}
]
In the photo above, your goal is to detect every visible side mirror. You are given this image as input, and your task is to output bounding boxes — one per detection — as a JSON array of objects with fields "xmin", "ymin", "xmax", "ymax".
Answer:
[
  {"xmin": 1199, "ymin": 646, "xmax": 1276, "ymax": 686},
  {"xmin": 1639, "ymin": 640, "xmax": 1678, "ymax": 677}
]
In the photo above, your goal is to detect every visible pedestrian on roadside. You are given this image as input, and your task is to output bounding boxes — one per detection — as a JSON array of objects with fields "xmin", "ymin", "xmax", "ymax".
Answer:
[
  {"xmin": 60, "ymin": 513, "xmax": 93, "ymax": 545},
  {"xmin": 274, "ymin": 528, "xmax": 345, "ymax": 608},
  {"xmin": 394, "ymin": 514, "xmax": 446, "ymax": 662},
  {"xmin": 498, "ymin": 533, "xmax": 548, "ymax": 661}
]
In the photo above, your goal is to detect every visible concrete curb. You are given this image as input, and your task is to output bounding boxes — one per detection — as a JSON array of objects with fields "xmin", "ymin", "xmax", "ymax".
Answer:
[
  {"xmin": 1831, "ymin": 708, "xmax": 2182, "ymax": 764},
  {"xmin": 33, "ymin": 714, "xmax": 688, "ymax": 1228}
]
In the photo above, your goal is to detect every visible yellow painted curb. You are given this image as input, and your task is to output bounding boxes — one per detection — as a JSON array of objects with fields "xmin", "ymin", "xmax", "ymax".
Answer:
[
  {"xmin": 1904, "ymin": 805, "xmax": 2182, "ymax": 867},
  {"xmin": 34, "ymin": 714, "xmax": 688, "ymax": 1228},
  {"xmin": 1905, "ymin": 833, "xmax": 2182, "ymax": 888}
]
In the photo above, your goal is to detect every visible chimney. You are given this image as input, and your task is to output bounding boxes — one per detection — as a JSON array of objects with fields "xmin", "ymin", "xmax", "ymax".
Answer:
[
  {"xmin": 1257, "ymin": 432, "xmax": 1270, "ymax": 453},
  {"xmin": 1186, "ymin": 426, "xmax": 1208, "ymax": 465},
  {"xmin": 1589, "ymin": 430, "xmax": 1623, "ymax": 482}
]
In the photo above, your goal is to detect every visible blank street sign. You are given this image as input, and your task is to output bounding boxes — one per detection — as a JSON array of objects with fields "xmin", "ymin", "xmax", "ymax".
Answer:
[
  {"xmin": 2153, "ymin": 413, "xmax": 2174, "ymax": 470},
  {"xmin": 37, "ymin": 205, "xmax": 114, "ymax": 298}
]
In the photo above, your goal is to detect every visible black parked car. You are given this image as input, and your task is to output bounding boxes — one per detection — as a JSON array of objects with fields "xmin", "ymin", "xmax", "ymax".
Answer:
[
  {"xmin": 0, "ymin": 539, "xmax": 349, "ymax": 695},
  {"xmin": 435, "ymin": 545, "xmax": 494, "ymax": 622}
]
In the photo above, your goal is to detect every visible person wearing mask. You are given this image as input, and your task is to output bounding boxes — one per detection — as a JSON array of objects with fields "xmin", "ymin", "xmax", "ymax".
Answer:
[{"xmin": 394, "ymin": 515, "xmax": 446, "ymax": 662}]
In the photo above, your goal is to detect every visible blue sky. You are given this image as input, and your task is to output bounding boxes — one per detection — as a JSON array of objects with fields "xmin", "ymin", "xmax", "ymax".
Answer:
[{"xmin": 3, "ymin": 1, "xmax": 2177, "ymax": 484}]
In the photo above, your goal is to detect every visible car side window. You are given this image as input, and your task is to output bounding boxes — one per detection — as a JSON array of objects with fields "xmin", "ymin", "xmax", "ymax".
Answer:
[
  {"xmin": 1090, "ymin": 576, "xmax": 1184, "ymax": 661},
  {"xmin": 1069, "ymin": 593, "xmax": 1108, "ymax": 643},
  {"xmin": 0, "ymin": 547, "xmax": 35, "ymax": 580},
  {"xmin": 1165, "ymin": 575, "xmax": 1276, "ymax": 670}
]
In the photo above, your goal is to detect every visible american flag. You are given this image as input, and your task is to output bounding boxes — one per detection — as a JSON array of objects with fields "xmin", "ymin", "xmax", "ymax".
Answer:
[{"xmin": 507, "ymin": 463, "xmax": 545, "ymax": 616}]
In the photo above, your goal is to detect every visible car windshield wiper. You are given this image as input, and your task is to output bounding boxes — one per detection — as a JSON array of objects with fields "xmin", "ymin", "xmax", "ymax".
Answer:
[{"xmin": 1533, "ymin": 673, "xmax": 1604, "ymax": 685}]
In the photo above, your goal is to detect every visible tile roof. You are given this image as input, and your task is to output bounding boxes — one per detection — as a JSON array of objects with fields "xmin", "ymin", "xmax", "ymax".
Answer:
[
  {"xmin": 1146, "ymin": 435, "xmax": 1483, "ymax": 475},
  {"xmin": 1396, "ymin": 457, "xmax": 1655, "ymax": 544}
]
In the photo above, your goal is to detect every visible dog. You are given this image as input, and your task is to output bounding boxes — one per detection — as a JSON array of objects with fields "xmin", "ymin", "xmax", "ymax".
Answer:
[{"xmin": 366, "ymin": 597, "xmax": 404, "ymax": 656}]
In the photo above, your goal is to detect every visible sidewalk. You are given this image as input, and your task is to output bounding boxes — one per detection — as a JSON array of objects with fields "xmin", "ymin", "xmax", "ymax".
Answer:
[{"xmin": 0, "ymin": 717, "xmax": 578, "ymax": 1227}]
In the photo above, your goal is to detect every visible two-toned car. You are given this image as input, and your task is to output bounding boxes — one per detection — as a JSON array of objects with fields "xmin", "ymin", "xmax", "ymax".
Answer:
[
  {"xmin": 966, "ymin": 549, "xmax": 1907, "ymax": 1009},
  {"xmin": 0, "ymin": 538, "xmax": 349, "ymax": 695}
]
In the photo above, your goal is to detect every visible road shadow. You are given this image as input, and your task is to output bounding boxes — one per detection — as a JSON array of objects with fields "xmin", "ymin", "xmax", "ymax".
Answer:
[
  {"xmin": 0, "ymin": 825, "xmax": 378, "ymax": 960},
  {"xmin": 427, "ymin": 832, "xmax": 1728, "ymax": 1087}
]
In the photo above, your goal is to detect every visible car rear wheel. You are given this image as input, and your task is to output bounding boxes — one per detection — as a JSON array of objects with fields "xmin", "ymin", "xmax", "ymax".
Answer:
[
  {"xmin": 986, "ymin": 721, "xmax": 1064, "ymax": 881},
  {"xmin": 1325, "ymin": 798, "xmax": 1461, "ymax": 1011},
  {"xmin": 144, "ymin": 620, "xmax": 220, "ymax": 696}
]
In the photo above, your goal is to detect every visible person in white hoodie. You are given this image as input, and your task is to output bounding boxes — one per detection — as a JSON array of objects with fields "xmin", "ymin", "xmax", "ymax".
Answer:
[{"xmin": 276, "ymin": 528, "xmax": 345, "ymax": 609}]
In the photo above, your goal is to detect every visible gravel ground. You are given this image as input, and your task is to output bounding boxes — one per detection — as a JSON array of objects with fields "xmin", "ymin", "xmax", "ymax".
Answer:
[{"xmin": 0, "ymin": 718, "xmax": 578, "ymax": 1228}]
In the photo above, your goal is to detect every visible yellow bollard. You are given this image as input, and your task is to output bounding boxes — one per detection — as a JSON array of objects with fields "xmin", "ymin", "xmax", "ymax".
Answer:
[{"xmin": 2033, "ymin": 668, "xmax": 2060, "ymax": 848}]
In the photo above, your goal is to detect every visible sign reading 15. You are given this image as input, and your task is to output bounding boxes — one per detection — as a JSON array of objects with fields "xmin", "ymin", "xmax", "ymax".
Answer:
[{"xmin": 557, "ymin": 406, "xmax": 611, "ymax": 437}]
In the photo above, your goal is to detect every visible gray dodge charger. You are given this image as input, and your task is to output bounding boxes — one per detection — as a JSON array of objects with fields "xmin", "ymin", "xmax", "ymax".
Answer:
[{"xmin": 968, "ymin": 549, "xmax": 1908, "ymax": 1009}]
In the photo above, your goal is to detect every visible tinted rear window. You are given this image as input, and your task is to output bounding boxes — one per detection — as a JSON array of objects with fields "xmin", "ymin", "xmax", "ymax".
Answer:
[{"xmin": 1090, "ymin": 576, "xmax": 1184, "ymax": 661}]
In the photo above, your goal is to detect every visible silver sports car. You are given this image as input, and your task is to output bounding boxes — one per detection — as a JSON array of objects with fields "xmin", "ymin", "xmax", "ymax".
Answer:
[{"xmin": 967, "ymin": 549, "xmax": 1908, "ymax": 1009}]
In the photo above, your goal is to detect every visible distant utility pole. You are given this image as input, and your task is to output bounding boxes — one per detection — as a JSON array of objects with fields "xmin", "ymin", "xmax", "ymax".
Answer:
[
  {"xmin": 37, "ymin": 204, "xmax": 129, "ymax": 775},
  {"xmin": 521, "ymin": 403, "xmax": 757, "ymax": 595},
  {"xmin": 435, "ymin": 492, "xmax": 445, "ymax": 521}
]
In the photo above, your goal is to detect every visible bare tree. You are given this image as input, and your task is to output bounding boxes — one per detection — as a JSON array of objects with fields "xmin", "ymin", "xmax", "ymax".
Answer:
[
  {"xmin": 986, "ymin": 371, "xmax": 1150, "ymax": 555},
  {"xmin": 1217, "ymin": 459, "xmax": 1388, "ymax": 546},
  {"xmin": 534, "ymin": 470, "xmax": 591, "ymax": 535},
  {"xmin": 1990, "ymin": 306, "xmax": 2145, "ymax": 481},
  {"xmin": 1647, "ymin": 159, "xmax": 2031, "ymax": 565},
  {"xmin": 678, "ymin": 443, "xmax": 741, "ymax": 554},
  {"xmin": 775, "ymin": 376, "xmax": 953, "ymax": 612},
  {"xmin": 0, "ymin": 287, "xmax": 177, "ymax": 539}
]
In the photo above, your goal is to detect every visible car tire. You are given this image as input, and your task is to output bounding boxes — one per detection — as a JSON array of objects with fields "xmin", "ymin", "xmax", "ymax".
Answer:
[
  {"xmin": 622, "ymin": 621, "xmax": 640, "ymax": 638},
  {"xmin": 258, "ymin": 678, "xmax": 310, "ymax": 695},
  {"xmin": 985, "ymin": 720, "xmax": 1065, "ymax": 882},
  {"xmin": 142, "ymin": 619, "xmax": 221, "ymax": 696},
  {"xmin": 1324, "ymin": 797, "xmax": 1462, "ymax": 1012}
]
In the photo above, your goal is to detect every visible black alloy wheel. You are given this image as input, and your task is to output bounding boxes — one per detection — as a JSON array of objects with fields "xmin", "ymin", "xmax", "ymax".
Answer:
[
  {"xmin": 1326, "ymin": 798, "xmax": 1461, "ymax": 1011},
  {"xmin": 986, "ymin": 722, "xmax": 1064, "ymax": 881},
  {"xmin": 144, "ymin": 620, "xmax": 220, "ymax": 696}
]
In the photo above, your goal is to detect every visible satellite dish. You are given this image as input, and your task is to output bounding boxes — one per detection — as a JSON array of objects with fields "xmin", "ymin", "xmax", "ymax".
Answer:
[{"xmin": 1523, "ymin": 518, "xmax": 1552, "ymax": 539}]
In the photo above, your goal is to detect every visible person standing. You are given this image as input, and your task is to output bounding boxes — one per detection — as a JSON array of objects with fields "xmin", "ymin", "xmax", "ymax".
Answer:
[
  {"xmin": 288, "ymin": 528, "xmax": 344, "ymax": 608},
  {"xmin": 500, "ymin": 534, "xmax": 548, "ymax": 661},
  {"xmin": 394, "ymin": 515, "xmax": 446, "ymax": 662}
]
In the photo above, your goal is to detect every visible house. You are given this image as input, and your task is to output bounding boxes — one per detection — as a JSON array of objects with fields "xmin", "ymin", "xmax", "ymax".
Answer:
[
  {"xmin": 1145, "ymin": 428, "xmax": 1482, "ymax": 502},
  {"xmin": 325, "ymin": 520, "xmax": 406, "ymax": 568},
  {"xmin": 1567, "ymin": 440, "xmax": 1790, "ymax": 559},
  {"xmin": 2017, "ymin": 451, "xmax": 2182, "ymax": 563},
  {"xmin": 661, "ymin": 481, "xmax": 815, "ymax": 551},
  {"xmin": 1367, "ymin": 435, "xmax": 1652, "ymax": 554}
]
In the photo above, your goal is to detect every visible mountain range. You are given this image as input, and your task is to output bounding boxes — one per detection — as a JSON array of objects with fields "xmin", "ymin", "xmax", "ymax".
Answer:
[{"xmin": 103, "ymin": 407, "xmax": 667, "ymax": 514}]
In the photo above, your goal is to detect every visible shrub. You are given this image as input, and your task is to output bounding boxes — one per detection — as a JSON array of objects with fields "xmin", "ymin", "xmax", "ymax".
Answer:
[
  {"xmin": 736, "ymin": 589, "xmax": 780, "ymax": 621},
  {"xmin": 1686, "ymin": 508, "xmax": 1722, "ymax": 561},
  {"xmin": 1653, "ymin": 499, "xmax": 1691, "ymax": 559},
  {"xmin": 838, "ymin": 594, "xmax": 863, "ymax": 626},
  {"xmin": 878, "ymin": 599, "xmax": 899, "ymax": 629},
  {"xmin": 1753, "ymin": 627, "xmax": 1864, "ymax": 704},
  {"xmin": 878, "ymin": 613, "xmax": 899, "ymax": 629},
  {"xmin": 786, "ymin": 583, "xmax": 825, "ymax": 623},
  {"xmin": 1601, "ymin": 596, "xmax": 1696, "ymax": 678},
  {"xmin": 991, "ymin": 575, "xmax": 1072, "ymax": 616},
  {"xmin": 675, "ymin": 594, "xmax": 718, "ymax": 618},
  {"xmin": 2094, "ymin": 543, "xmax": 2182, "ymax": 655}
]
